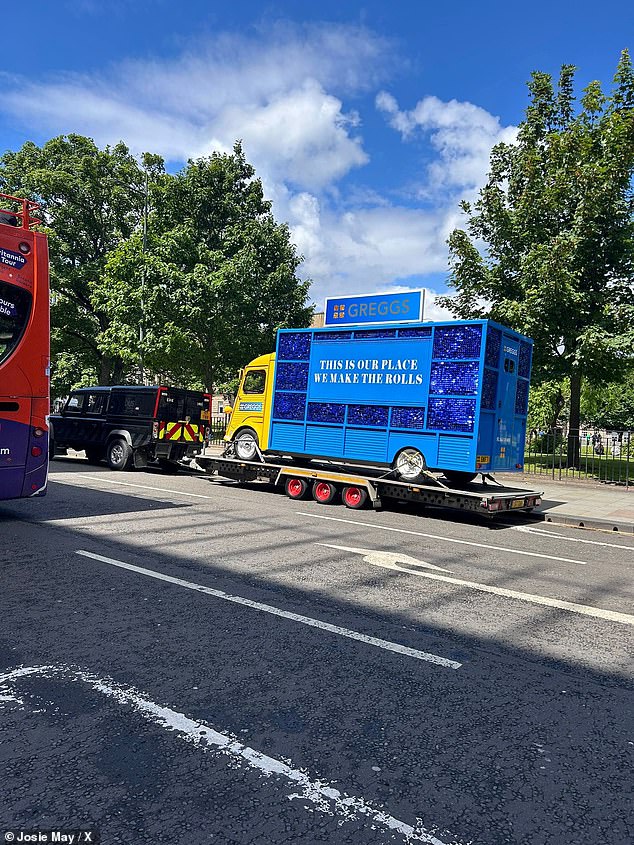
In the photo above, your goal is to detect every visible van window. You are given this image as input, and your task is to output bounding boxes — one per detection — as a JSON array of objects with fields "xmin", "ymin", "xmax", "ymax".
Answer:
[
  {"xmin": 108, "ymin": 391, "xmax": 156, "ymax": 417},
  {"xmin": 158, "ymin": 391, "xmax": 210, "ymax": 423},
  {"xmin": 242, "ymin": 370, "xmax": 266, "ymax": 394},
  {"xmin": 84, "ymin": 392, "xmax": 108, "ymax": 415},
  {"xmin": 65, "ymin": 393, "xmax": 84, "ymax": 415}
]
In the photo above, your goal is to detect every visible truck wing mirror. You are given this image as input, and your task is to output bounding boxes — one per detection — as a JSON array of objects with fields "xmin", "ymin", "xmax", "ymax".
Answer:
[{"xmin": 224, "ymin": 405, "xmax": 233, "ymax": 415}]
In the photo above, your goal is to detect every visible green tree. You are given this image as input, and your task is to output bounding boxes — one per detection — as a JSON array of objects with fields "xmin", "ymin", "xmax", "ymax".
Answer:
[
  {"xmin": 97, "ymin": 143, "xmax": 313, "ymax": 391},
  {"xmin": 582, "ymin": 370, "xmax": 634, "ymax": 430},
  {"xmin": 0, "ymin": 135, "xmax": 147, "ymax": 395},
  {"xmin": 440, "ymin": 51, "xmax": 634, "ymax": 466}
]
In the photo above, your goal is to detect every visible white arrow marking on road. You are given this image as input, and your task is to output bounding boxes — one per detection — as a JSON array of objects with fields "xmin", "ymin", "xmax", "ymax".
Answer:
[
  {"xmin": 317, "ymin": 544, "xmax": 452, "ymax": 573},
  {"xmin": 0, "ymin": 664, "xmax": 462, "ymax": 845},
  {"xmin": 75, "ymin": 550, "xmax": 461, "ymax": 669},
  {"xmin": 320, "ymin": 544, "xmax": 634, "ymax": 626}
]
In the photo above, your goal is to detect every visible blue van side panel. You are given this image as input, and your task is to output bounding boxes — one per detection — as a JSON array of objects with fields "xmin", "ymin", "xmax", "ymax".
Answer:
[
  {"xmin": 438, "ymin": 435, "xmax": 473, "ymax": 469},
  {"xmin": 305, "ymin": 425, "xmax": 345, "ymax": 455},
  {"xmin": 270, "ymin": 422, "xmax": 304, "ymax": 452},
  {"xmin": 344, "ymin": 428, "xmax": 388, "ymax": 462},
  {"xmin": 388, "ymin": 432, "xmax": 438, "ymax": 466},
  {"xmin": 269, "ymin": 320, "xmax": 532, "ymax": 473}
]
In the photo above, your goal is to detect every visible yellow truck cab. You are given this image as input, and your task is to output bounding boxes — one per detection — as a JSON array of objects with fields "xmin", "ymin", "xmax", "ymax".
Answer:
[{"xmin": 224, "ymin": 353, "xmax": 276, "ymax": 460}]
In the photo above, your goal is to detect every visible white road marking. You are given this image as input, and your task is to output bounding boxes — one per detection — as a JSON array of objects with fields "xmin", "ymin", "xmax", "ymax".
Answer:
[
  {"xmin": 52, "ymin": 474, "xmax": 216, "ymax": 500},
  {"xmin": 75, "ymin": 550, "xmax": 461, "ymax": 669},
  {"xmin": 320, "ymin": 544, "xmax": 634, "ymax": 627},
  {"xmin": 316, "ymin": 545, "xmax": 452, "ymax": 573},
  {"xmin": 298, "ymin": 511, "xmax": 589, "ymax": 565},
  {"xmin": 512, "ymin": 524, "xmax": 634, "ymax": 551},
  {"xmin": 0, "ymin": 665, "xmax": 461, "ymax": 845}
]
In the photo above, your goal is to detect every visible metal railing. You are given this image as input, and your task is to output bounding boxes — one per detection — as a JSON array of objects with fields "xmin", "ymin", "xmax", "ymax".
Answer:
[
  {"xmin": 206, "ymin": 413, "xmax": 231, "ymax": 446},
  {"xmin": 525, "ymin": 429, "xmax": 632, "ymax": 487}
]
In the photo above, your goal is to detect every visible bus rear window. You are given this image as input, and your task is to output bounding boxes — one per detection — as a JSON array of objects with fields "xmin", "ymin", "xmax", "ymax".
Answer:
[{"xmin": 0, "ymin": 281, "xmax": 31, "ymax": 366}]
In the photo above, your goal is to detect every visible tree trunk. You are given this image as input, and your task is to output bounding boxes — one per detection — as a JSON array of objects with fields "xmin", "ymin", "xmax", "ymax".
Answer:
[
  {"xmin": 567, "ymin": 366, "xmax": 582, "ymax": 468},
  {"xmin": 98, "ymin": 356, "xmax": 111, "ymax": 386}
]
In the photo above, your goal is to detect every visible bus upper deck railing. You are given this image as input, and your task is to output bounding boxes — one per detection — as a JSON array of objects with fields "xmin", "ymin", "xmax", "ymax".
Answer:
[{"xmin": 0, "ymin": 193, "xmax": 41, "ymax": 229}]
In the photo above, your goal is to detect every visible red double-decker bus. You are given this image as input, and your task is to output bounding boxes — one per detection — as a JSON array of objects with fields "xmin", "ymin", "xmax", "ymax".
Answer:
[{"xmin": 0, "ymin": 193, "xmax": 49, "ymax": 500}]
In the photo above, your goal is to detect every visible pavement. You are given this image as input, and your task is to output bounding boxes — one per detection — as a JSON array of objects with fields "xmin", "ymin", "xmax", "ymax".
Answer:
[
  {"xmin": 202, "ymin": 444, "xmax": 634, "ymax": 534},
  {"xmin": 495, "ymin": 473, "xmax": 634, "ymax": 534}
]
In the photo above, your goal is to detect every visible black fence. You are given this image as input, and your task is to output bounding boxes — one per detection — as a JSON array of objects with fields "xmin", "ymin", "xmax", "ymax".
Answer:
[
  {"xmin": 207, "ymin": 413, "xmax": 231, "ymax": 445},
  {"xmin": 525, "ymin": 429, "xmax": 633, "ymax": 487}
]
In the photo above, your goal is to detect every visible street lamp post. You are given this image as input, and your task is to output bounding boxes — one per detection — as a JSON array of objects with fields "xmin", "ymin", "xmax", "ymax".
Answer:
[{"xmin": 139, "ymin": 169, "xmax": 148, "ymax": 384}]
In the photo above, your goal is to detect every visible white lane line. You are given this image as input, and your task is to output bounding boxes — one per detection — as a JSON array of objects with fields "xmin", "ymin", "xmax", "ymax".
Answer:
[
  {"xmin": 52, "ymin": 475, "xmax": 217, "ymax": 501},
  {"xmin": 298, "ymin": 511, "xmax": 588, "ymax": 565},
  {"xmin": 0, "ymin": 665, "xmax": 460, "ymax": 845},
  {"xmin": 320, "ymin": 544, "xmax": 634, "ymax": 627},
  {"xmin": 512, "ymin": 524, "xmax": 634, "ymax": 551},
  {"xmin": 75, "ymin": 550, "xmax": 461, "ymax": 669}
]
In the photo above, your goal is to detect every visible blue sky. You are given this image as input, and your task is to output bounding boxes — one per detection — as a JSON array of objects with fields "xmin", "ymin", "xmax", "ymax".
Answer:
[{"xmin": 1, "ymin": 0, "xmax": 630, "ymax": 315}]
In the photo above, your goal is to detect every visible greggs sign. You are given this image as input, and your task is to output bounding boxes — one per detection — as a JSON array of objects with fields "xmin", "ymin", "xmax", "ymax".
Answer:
[{"xmin": 324, "ymin": 290, "xmax": 424, "ymax": 327}]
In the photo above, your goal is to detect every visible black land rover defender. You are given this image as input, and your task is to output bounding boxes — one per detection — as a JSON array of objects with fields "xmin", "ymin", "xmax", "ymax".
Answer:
[{"xmin": 49, "ymin": 385, "xmax": 211, "ymax": 473}]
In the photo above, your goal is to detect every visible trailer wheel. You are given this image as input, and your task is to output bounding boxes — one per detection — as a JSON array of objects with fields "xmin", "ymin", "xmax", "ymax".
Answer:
[
  {"xmin": 285, "ymin": 477, "xmax": 309, "ymax": 500},
  {"xmin": 312, "ymin": 480, "xmax": 337, "ymax": 504},
  {"xmin": 393, "ymin": 447, "xmax": 426, "ymax": 482},
  {"xmin": 443, "ymin": 470, "xmax": 477, "ymax": 486},
  {"xmin": 233, "ymin": 428, "xmax": 260, "ymax": 461},
  {"xmin": 342, "ymin": 485, "xmax": 368, "ymax": 509}
]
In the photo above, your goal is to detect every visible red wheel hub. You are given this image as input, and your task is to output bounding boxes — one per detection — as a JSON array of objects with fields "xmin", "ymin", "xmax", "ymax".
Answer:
[
  {"xmin": 287, "ymin": 478, "xmax": 304, "ymax": 498},
  {"xmin": 344, "ymin": 486, "xmax": 362, "ymax": 506},
  {"xmin": 314, "ymin": 482, "xmax": 333, "ymax": 502}
]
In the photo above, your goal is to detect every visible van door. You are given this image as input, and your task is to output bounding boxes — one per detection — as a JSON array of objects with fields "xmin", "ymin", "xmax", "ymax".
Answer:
[
  {"xmin": 230, "ymin": 367, "xmax": 269, "ymax": 448},
  {"xmin": 494, "ymin": 336, "xmax": 521, "ymax": 470}
]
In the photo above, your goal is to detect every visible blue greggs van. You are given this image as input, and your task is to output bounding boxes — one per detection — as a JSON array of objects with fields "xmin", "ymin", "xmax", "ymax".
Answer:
[{"xmin": 224, "ymin": 320, "xmax": 532, "ymax": 484}]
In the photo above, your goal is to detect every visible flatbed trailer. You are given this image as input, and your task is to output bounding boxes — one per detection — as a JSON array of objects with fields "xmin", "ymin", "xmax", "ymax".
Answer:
[{"xmin": 194, "ymin": 454, "xmax": 542, "ymax": 516}]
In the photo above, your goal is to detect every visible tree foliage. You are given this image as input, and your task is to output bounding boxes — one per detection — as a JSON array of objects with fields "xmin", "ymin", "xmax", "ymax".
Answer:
[
  {"xmin": 0, "ymin": 135, "xmax": 146, "ymax": 395},
  {"xmin": 97, "ymin": 143, "xmax": 312, "ymax": 391},
  {"xmin": 440, "ymin": 50, "xmax": 634, "ymax": 457},
  {"xmin": 0, "ymin": 137, "xmax": 312, "ymax": 395}
]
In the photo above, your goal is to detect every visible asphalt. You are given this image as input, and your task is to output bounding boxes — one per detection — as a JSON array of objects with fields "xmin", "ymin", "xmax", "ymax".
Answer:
[{"xmin": 203, "ymin": 444, "xmax": 634, "ymax": 535}]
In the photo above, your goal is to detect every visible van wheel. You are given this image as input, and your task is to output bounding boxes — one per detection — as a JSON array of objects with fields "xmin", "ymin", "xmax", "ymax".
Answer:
[
  {"xmin": 107, "ymin": 438, "xmax": 132, "ymax": 470},
  {"xmin": 443, "ymin": 471, "xmax": 477, "ymax": 486},
  {"xmin": 234, "ymin": 429, "xmax": 260, "ymax": 461},
  {"xmin": 393, "ymin": 447, "xmax": 426, "ymax": 482},
  {"xmin": 342, "ymin": 485, "xmax": 368, "ymax": 509}
]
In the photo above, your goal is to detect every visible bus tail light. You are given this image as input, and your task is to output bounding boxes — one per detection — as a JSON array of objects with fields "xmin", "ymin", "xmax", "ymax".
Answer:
[
  {"xmin": 33, "ymin": 427, "xmax": 45, "ymax": 437},
  {"xmin": 31, "ymin": 446, "xmax": 42, "ymax": 457}
]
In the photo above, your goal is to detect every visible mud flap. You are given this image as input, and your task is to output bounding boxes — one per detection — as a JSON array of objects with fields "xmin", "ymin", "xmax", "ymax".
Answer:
[{"xmin": 133, "ymin": 448, "xmax": 149, "ymax": 468}]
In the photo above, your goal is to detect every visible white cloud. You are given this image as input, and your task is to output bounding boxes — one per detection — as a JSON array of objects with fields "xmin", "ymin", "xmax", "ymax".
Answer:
[
  {"xmin": 376, "ymin": 90, "xmax": 517, "ymax": 194},
  {"xmin": 0, "ymin": 23, "xmax": 511, "ymax": 311},
  {"xmin": 0, "ymin": 23, "xmax": 386, "ymax": 190}
]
